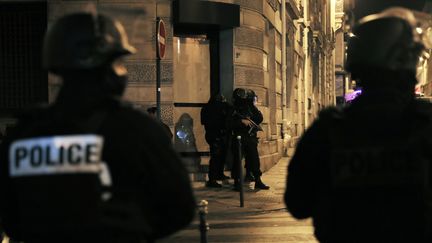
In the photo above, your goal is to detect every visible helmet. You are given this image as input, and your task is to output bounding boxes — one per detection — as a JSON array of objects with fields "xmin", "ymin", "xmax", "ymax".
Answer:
[
  {"xmin": 43, "ymin": 13, "xmax": 136, "ymax": 73},
  {"xmin": 209, "ymin": 93, "xmax": 226, "ymax": 103},
  {"xmin": 232, "ymin": 88, "xmax": 248, "ymax": 106},
  {"xmin": 215, "ymin": 94, "xmax": 227, "ymax": 103},
  {"xmin": 346, "ymin": 7, "xmax": 424, "ymax": 76},
  {"xmin": 246, "ymin": 89, "xmax": 257, "ymax": 104}
]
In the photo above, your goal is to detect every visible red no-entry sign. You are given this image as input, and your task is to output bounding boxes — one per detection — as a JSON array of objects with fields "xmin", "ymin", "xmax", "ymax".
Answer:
[{"xmin": 157, "ymin": 19, "xmax": 166, "ymax": 59}]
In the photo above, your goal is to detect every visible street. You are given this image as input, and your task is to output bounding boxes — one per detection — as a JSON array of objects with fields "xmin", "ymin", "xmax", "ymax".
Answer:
[{"xmin": 159, "ymin": 157, "xmax": 318, "ymax": 243}]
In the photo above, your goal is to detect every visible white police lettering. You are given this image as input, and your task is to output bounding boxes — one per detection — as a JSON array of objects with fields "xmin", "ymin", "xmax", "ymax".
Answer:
[{"xmin": 9, "ymin": 135, "xmax": 105, "ymax": 177}]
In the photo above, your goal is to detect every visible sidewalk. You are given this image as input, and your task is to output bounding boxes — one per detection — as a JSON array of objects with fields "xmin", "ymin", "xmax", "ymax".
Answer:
[
  {"xmin": 193, "ymin": 156, "xmax": 289, "ymax": 213},
  {"xmin": 159, "ymin": 157, "xmax": 318, "ymax": 243}
]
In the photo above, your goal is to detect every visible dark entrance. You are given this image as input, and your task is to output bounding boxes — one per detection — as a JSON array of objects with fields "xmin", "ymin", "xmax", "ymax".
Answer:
[
  {"xmin": 172, "ymin": 0, "xmax": 240, "ymax": 180},
  {"xmin": 0, "ymin": 2, "xmax": 48, "ymax": 115}
]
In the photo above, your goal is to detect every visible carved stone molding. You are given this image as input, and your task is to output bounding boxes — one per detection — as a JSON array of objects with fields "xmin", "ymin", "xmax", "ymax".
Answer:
[
  {"xmin": 126, "ymin": 62, "xmax": 173, "ymax": 84},
  {"xmin": 286, "ymin": 0, "xmax": 301, "ymax": 20},
  {"xmin": 336, "ymin": 0, "xmax": 344, "ymax": 13},
  {"xmin": 161, "ymin": 104, "xmax": 173, "ymax": 126},
  {"xmin": 267, "ymin": 0, "xmax": 278, "ymax": 12}
]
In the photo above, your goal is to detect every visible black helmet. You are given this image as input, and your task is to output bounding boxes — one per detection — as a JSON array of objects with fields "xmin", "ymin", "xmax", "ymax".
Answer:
[
  {"xmin": 43, "ymin": 13, "xmax": 136, "ymax": 73},
  {"xmin": 232, "ymin": 88, "xmax": 248, "ymax": 106},
  {"xmin": 215, "ymin": 94, "xmax": 227, "ymax": 103},
  {"xmin": 246, "ymin": 89, "xmax": 257, "ymax": 103},
  {"xmin": 209, "ymin": 93, "xmax": 226, "ymax": 103},
  {"xmin": 346, "ymin": 7, "xmax": 425, "ymax": 77}
]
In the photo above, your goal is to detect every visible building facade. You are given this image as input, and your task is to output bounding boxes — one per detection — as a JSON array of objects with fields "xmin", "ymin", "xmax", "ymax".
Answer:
[
  {"xmin": 285, "ymin": 0, "xmax": 336, "ymax": 144},
  {"xmin": 0, "ymin": 0, "xmax": 338, "ymax": 180}
]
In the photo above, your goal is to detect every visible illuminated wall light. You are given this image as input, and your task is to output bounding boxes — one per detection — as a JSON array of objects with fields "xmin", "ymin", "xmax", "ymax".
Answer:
[{"xmin": 177, "ymin": 38, "xmax": 180, "ymax": 54}]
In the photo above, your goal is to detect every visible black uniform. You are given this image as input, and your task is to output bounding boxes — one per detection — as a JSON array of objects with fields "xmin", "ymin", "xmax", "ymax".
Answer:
[
  {"xmin": 147, "ymin": 107, "xmax": 173, "ymax": 140},
  {"xmin": 0, "ymin": 96, "xmax": 196, "ymax": 243},
  {"xmin": 201, "ymin": 95, "xmax": 230, "ymax": 183},
  {"xmin": 230, "ymin": 104, "xmax": 263, "ymax": 180},
  {"xmin": 0, "ymin": 13, "xmax": 196, "ymax": 243},
  {"xmin": 285, "ymin": 90, "xmax": 432, "ymax": 242},
  {"xmin": 285, "ymin": 7, "xmax": 432, "ymax": 242},
  {"xmin": 229, "ymin": 88, "xmax": 269, "ymax": 190}
]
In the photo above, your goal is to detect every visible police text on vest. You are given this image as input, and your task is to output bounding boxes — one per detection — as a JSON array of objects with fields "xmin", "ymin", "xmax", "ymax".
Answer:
[{"xmin": 9, "ymin": 135, "xmax": 104, "ymax": 177}]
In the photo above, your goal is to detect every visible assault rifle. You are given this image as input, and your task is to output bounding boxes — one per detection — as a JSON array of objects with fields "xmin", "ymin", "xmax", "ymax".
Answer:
[{"xmin": 232, "ymin": 110, "xmax": 263, "ymax": 134}]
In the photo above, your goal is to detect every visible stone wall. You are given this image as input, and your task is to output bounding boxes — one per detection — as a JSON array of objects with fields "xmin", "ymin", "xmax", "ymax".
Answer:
[{"xmin": 234, "ymin": 1, "xmax": 284, "ymax": 171}]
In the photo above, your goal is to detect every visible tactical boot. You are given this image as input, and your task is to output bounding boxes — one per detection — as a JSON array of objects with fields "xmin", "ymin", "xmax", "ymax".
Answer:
[
  {"xmin": 254, "ymin": 177, "xmax": 270, "ymax": 190},
  {"xmin": 206, "ymin": 180, "xmax": 222, "ymax": 188}
]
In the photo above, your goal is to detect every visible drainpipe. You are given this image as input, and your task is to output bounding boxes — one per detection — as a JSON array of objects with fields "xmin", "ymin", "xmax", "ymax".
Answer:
[
  {"xmin": 281, "ymin": 0, "xmax": 289, "ymax": 155},
  {"xmin": 303, "ymin": 0, "xmax": 309, "ymax": 130}
]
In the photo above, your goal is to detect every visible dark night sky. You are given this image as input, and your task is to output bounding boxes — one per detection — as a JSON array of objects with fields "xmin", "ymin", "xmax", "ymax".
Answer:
[{"xmin": 353, "ymin": 0, "xmax": 427, "ymax": 19}]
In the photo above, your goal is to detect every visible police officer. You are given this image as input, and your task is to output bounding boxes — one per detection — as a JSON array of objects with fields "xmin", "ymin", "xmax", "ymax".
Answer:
[
  {"xmin": 230, "ymin": 88, "xmax": 269, "ymax": 190},
  {"xmin": 201, "ymin": 94, "xmax": 230, "ymax": 188},
  {"xmin": 147, "ymin": 106, "xmax": 173, "ymax": 140},
  {"xmin": 0, "ymin": 13, "xmax": 196, "ymax": 243},
  {"xmin": 285, "ymin": 7, "xmax": 432, "ymax": 242}
]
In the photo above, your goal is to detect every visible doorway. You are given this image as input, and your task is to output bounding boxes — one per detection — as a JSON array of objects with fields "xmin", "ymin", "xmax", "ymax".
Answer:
[{"xmin": 173, "ymin": 36, "xmax": 212, "ymax": 175}]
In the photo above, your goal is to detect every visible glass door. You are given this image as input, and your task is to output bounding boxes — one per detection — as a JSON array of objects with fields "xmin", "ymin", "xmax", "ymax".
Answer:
[{"xmin": 173, "ymin": 36, "xmax": 211, "ymax": 175}]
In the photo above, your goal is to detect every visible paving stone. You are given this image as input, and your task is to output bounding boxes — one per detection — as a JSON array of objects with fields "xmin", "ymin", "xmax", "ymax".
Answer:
[{"xmin": 159, "ymin": 157, "xmax": 318, "ymax": 243}]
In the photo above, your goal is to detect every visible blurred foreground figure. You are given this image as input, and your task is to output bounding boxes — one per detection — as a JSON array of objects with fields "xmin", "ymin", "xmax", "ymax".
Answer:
[
  {"xmin": 285, "ymin": 7, "xmax": 432, "ymax": 243},
  {"xmin": 147, "ymin": 106, "xmax": 173, "ymax": 140},
  {"xmin": 0, "ymin": 13, "xmax": 195, "ymax": 243}
]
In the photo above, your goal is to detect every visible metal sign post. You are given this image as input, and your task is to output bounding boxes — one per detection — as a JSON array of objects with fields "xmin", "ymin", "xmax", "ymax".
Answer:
[
  {"xmin": 156, "ymin": 18, "xmax": 166, "ymax": 120},
  {"xmin": 237, "ymin": 136, "xmax": 244, "ymax": 207}
]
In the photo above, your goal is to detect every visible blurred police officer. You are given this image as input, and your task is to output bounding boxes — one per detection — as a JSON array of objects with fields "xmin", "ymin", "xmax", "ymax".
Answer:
[
  {"xmin": 230, "ymin": 88, "xmax": 269, "ymax": 190},
  {"xmin": 147, "ymin": 106, "xmax": 173, "ymax": 140},
  {"xmin": 285, "ymin": 7, "xmax": 432, "ymax": 242},
  {"xmin": 201, "ymin": 94, "xmax": 230, "ymax": 188},
  {"xmin": 0, "ymin": 13, "xmax": 195, "ymax": 243}
]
